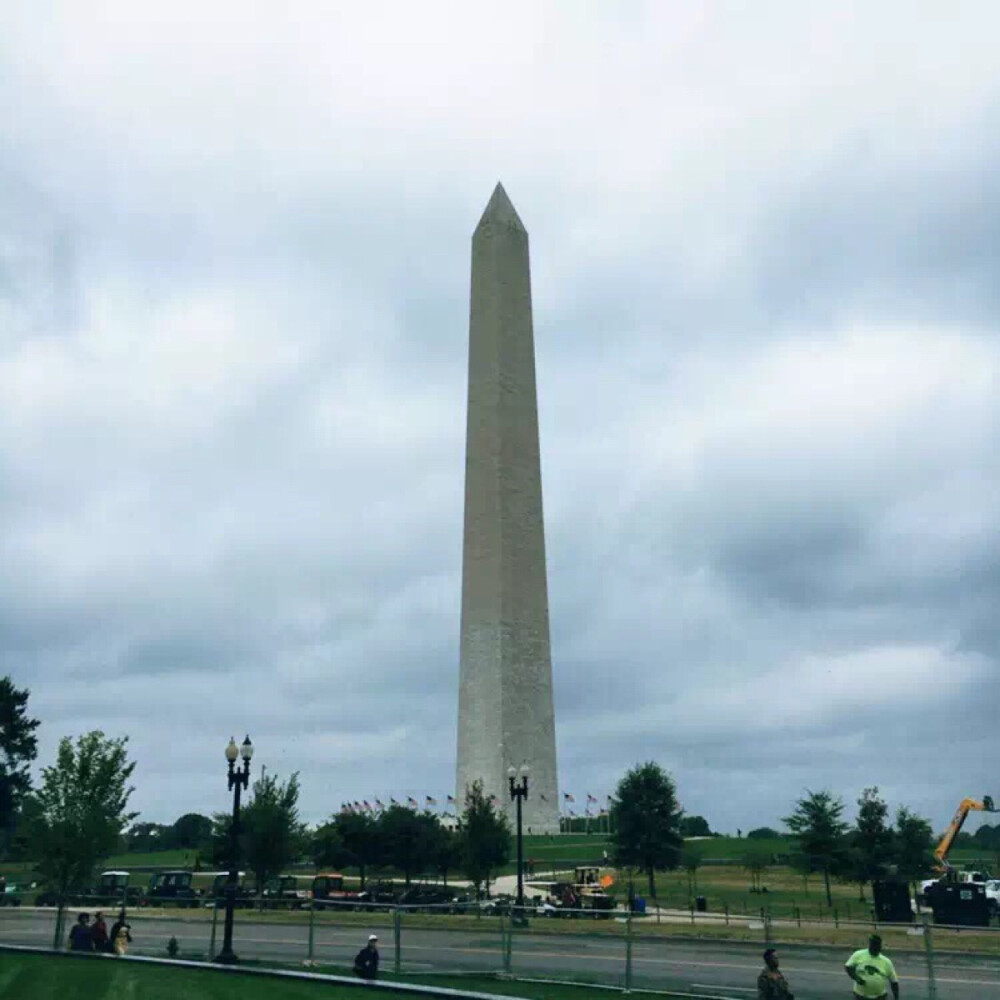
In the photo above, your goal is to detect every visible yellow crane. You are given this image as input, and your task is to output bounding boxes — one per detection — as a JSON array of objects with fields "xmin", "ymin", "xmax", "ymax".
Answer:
[{"xmin": 932, "ymin": 795, "xmax": 995, "ymax": 875}]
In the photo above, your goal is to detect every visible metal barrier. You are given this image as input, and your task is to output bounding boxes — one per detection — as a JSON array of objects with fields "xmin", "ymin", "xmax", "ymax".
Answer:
[{"xmin": 2, "ymin": 897, "xmax": 998, "ymax": 994}]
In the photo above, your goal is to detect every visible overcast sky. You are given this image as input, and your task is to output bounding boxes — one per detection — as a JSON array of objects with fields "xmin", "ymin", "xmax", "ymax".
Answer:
[{"xmin": 2, "ymin": 2, "xmax": 998, "ymax": 835}]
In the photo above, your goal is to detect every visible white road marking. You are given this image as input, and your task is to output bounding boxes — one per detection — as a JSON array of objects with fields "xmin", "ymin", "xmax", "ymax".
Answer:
[{"xmin": 691, "ymin": 985, "xmax": 756, "ymax": 992}]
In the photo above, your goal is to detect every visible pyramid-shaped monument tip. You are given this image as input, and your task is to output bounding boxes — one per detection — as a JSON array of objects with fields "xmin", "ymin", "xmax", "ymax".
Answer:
[{"xmin": 476, "ymin": 181, "xmax": 526, "ymax": 233}]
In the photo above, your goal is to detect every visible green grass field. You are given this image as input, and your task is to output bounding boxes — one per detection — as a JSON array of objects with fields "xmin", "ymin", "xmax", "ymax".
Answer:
[{"xmin": 0, "ymin": 952, "xmax": 619, "ymax": 1000}]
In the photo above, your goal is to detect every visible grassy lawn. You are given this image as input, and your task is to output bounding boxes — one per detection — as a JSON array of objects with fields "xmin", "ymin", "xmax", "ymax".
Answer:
[
  {"xmin": 0, "ymin": 952, "xmax": 627, "ymax": 1000},
  {"xmin": 0, "ymin": 952, "xmax": 379, "ymax": 1000}
]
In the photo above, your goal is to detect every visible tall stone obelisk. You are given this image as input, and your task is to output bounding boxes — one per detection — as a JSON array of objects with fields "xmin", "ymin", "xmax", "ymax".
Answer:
[{"xmin": 456, "ymin": 183, "xmax": 560, "ymax": 834}]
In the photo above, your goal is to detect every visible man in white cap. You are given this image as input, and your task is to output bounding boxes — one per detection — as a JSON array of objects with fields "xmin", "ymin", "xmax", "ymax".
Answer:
[{"xmin": 353, "ymin": 933, "xmax": 380, "ymax": 980}]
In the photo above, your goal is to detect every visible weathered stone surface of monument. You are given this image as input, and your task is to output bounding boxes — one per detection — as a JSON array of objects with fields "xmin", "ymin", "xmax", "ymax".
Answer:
[{"xmin": 455, "ymin": 183, "xmax": 560, "ymax": 834}]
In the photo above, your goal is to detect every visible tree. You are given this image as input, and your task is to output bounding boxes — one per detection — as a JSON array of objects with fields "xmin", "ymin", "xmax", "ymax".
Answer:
[
  {"xmin": 680, "ymin": 815, "xmax": 713, "ymax": 838},
  {"xmin": 747, "ymin": 827, "xmax": 781, "ymax": 840},
  {"xmin": 681, "ymin": 844, "xmax": 704, "ymax": 899},
  {"xmin": 126, "ymin": 821, "xmax": 171, "ymax": 853},
  {"xmin": 241, "ymin": 771, "xmax": 305, "ymax": 897},
  {"xmin": 32, "ymin": 731, "xmax": 136, "ymax": 945},
  {"xmin": 312, "ymin": 820, "xmax": 347, "ymax": 870},
  {"xmin": 380, "ymin": 805, "xmax": 440, "ymax": 886},
  {"xmin": 333, "ymin": 811, "xmax": 383, "ymax": 889},
  {"xmin": 0, "ymin": 677, "xmax": 40, "ymax": 856},
  {"xmin": 609, "ymin": 762, "xmax": 683, "ymax": 899},
  {"xmin": 784, "ymin": 789, "xmax": 849, "ymax": 906},
  {"xmin": 850, "ymin": 787, "xmax": 894, "ymax": 898},
  {"xmin": 893, "ymin": 807, "xmax": 935, "ymax": 886},
  {"xmin": 433, "ymin": 826, "xmax": 462, "ymax": 887},
  {"xmin": 743, "ymin": 845, "xmax": 770, "ymax": 892},
  {"xmin": 172, "ymin": 813, "xmax": 213, "ymax": 852},
  {"xmin": 458, "ymin": 781, "xmax": 511, "ymax": 897}
]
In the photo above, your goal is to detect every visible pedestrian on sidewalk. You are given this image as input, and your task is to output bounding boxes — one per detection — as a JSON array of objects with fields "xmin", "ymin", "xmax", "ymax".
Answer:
[
  {"xmin": 757, "ymin": 949, "xmax": 794, "ymax": 1000},
  {"xmin": 68, "ymin": 913, "xmax": 93, "ymax": 952},
  {"xmin": 90, "ymin": 911, "xmax": 109, "ymax": 953},
  {"xmin": 109, "ymin": 910, "xmax": 132, "ymax": 957},
  {"xmin": 353, "ymin": 933, "xmax": 379, "ymax": 980},
  {"xmin": 845, "ymin": 935, "xmax": 899, "ymax": 1000}
]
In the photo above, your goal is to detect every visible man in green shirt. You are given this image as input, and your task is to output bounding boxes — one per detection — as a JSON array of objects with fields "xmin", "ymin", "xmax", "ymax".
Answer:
[{"xmin": 845, "ymin": 935, "xmax": 899, "ymax": 1000}]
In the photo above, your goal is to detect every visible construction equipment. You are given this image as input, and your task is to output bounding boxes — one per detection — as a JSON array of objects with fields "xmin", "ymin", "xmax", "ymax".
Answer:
[{"xmin": 932, "ymin": 795, "xmax": 995, "ymax": 875}]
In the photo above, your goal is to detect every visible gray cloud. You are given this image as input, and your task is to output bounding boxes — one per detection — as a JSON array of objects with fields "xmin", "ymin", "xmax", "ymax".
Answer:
[{"xmin": 1, "ymin": 2, "xmax": 998, "ymax": 836}]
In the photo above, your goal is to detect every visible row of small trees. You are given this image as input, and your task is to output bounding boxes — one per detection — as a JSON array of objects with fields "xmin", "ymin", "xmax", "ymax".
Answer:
[
  {"xmin": 0, "ymin": 676, "xmax": 944, "ymax": 916},
  {"xmin": 603, "ymin": 762, "xmax": 940, "ymax": 906}
]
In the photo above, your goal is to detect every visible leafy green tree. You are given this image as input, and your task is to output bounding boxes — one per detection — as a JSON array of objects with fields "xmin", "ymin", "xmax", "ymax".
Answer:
[
  {"xmin": 850, "ymin": 787, "xmax": 894, "ymax": 898},
  {"xmin": 893, "ymin": 807, "xmax": 935, "ymax": 885},
  {"xmin": 784, "ymin": 789, "xmax": 849, "ymax": 906},
  {"xmin": 680, "ymin": 815, "xmax": 712, "ymax": 837},
  {"xmin": 433, "ymin": 826, "xmax": 462, "ymax": 887},
  {"xmin": 380, "ymin": 805, "xmax": 440, "ymax": 886},
  {"xmin": 172, "ymin": 812, "xmax": 213, "ymax": 852},
  {"xmin": 32, "ymin": 731, "xmax": 137, "ymax": 945},
  {"xmin": 681, "ymin": 844, "xmax": 704, "ymax": 898},
  {"xmin": 458, "ymin": 781, "xmax": 511, "ymax": 897},
  {"xmin": 743, "ymin": 845, "xmax": 770, "ymax": 891},
  {"xmin": 0, "ymin": 677, "xmax": 40, "ymax": 856},
  {"xmin": 126, "ymin": 821, "xmax": 171, "ymax": 852},
  {"xmin": 747, "ymin": 827, "xmax": 781, "ymax": 840},
  {"xmin": 241, "ymin": 771, "xmax": 306, "ymax": 897},
  {"xmin": 334, "ymin": 811, "xmax": 383, "ymax": 889},
  {"xmin": 312, "ymin": 819, "xmax": 348, "ymax": 870},
  {"xmin": 609, "ymin": 762, "xmax": 683, "ymax": 899}
]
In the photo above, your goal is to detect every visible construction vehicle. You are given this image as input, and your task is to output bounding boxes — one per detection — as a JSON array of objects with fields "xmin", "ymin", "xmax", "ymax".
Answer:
[
  {"xmin": 531, "ymin": 866, "xmax": 616, "ymax": 918},
  {"xmin": 311, "ymin": 872, "xmax": 367, "ymax": 910},
  {"xmin": 932, "ymin": 796, "xmax": 995, "ymax": 874},
  {"xmin": 918, "ymin": 795, "xmax": 996, "ymax": 906}
]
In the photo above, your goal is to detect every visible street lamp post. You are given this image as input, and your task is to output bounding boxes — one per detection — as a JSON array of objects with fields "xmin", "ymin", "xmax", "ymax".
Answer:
[
  {"xmin": 214, "ymin": 735, "xmax": 253, "ymax": 965},
  {"xmin": 507, "ymin": 764, "xmax": 529, "ymax": 909}
]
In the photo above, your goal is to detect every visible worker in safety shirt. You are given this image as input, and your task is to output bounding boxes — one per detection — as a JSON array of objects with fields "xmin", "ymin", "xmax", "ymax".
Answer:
[{"xmin": 845, "ymin": 935, "xmax": 899, "ymax": 1000}]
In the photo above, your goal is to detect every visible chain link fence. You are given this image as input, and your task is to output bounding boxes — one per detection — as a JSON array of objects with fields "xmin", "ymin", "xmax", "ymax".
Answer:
[{"xmin": 1, "ymin": 898, "xmax": 998, "ymax": 994}]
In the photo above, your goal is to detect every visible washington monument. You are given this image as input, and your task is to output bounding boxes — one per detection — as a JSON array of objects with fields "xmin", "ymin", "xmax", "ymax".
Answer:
[{"xmin": 455, "ymin": 183, "xmax": 560, "ymax": 834}]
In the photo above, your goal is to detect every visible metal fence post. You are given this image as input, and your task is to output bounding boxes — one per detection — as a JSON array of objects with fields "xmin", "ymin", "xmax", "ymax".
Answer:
[
  {"xmin": 307, "ymin": 903, "xmax": 315, "ymax": 964},
  {"xmin": 209, "ymin": 902, "xmax": 219, "ymax": 959},
  {"xmin": 922, "ymin": 912, "xmax": 937, "ymax": 1000},
  {"xmin": 394, "ymin": 906, "xmax": 402, "ymax": 975},
  {"xmin": 624, "ymin": 906, "xmax": 633, "ymax": 993}
]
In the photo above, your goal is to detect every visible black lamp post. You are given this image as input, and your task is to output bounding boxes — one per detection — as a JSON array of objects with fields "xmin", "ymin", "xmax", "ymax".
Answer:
[
  {"xmin": 507, "ymin": 763, "xmax": 529, "ymax": 908},
  {"xmin": 214, "ymin": 734, "xmax": 253, "ymax": 965}
]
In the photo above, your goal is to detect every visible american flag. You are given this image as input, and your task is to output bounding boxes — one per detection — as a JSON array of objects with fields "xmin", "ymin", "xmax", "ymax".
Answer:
[
  {"xmin": 587, "ymin": 793, "xmax": 598, "ymax": 804},
  {"xmin": 390, "ymin": 797, "xmax": 399, "ymax": 805},
  {"xmin": 407, "ymin": 796, "xmax": 419, "ymax": 808},
  {"xmin": 426, "ymin": 796, "xmax": 438, "ymax": 806},
  {"xmin": 446, "ymin": 794, "xmax": 456, "ymax": 804},
  {"xmin": 363, "ymin": 801, "xmax": 372, "ymax": 812},
  {"xmin": 564, "ymin": 793, "xmax": 575, "ymax": 803},
  {"xmin": 375, "ymin": 799, "xmax": 385, "ymax": 809},
  {"xmin": 489, "ymin": 794, "xmax": 499, "ymax": 804}
]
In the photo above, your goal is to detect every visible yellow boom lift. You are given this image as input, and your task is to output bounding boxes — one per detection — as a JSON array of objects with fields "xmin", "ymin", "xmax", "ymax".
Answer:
[{"xmin": 932, "ymin": 795, "xmax": 995, "ymax": 875}]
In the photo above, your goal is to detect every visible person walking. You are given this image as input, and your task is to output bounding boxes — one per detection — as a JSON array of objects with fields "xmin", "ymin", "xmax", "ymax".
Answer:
[
  {"xmin": 845, "ymin": 935, "xmax": 899, "ymax": 1000},
  {"xmin": 353, "ymin": 933, "xmax": 380, "ymax": 980},
  {"xmin": 68, "ymin": 913, "xmax": 93, "ymax": 952},
  {"xmin": 90, "ymin": 911, "xmax": 109, "ymax": 953},
  {"xmin": 108, "ymin": 911, "xmax": 132, "ymax": 957},
  {"xmin": 757, "ymin": 949, "xmax": 794, "ymax": 1000}
]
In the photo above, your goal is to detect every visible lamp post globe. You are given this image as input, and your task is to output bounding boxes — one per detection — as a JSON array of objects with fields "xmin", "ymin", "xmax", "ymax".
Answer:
[
  {"xmin": 508, "ymin": 762, "xmax": 529, "ymax": 911},
  {"xmin": 214, "ymin": 734, "xmax": 252, "ymax": 965}
]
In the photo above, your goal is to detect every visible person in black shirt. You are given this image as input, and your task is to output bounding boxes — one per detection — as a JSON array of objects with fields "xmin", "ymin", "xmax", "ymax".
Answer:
[{"xmin": 353, "ymin": 934, "xmax": 379, "ymax": 979}]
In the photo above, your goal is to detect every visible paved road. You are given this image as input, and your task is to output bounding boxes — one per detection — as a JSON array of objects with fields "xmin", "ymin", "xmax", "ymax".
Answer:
[{"xmin": 2, "ymin": 909, "xmax": 999, "ymax": 1000}]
